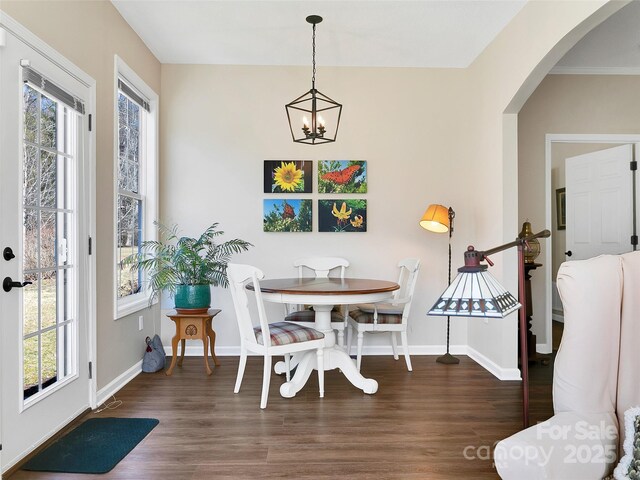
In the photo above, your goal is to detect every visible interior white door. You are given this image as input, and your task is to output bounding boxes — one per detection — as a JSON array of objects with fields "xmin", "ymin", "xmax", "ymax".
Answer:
[
  {"xmin": 565, "ymin": 144, "xmax": 634, "ymax": 261},
  {"xmin": 0, "ymin": 24, "xmax": 93, "ymax": 471}
]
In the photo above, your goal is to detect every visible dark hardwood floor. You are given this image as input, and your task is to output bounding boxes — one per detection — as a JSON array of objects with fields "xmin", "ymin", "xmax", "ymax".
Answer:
[{"xmin": 11, "ymin": 354, "xmax": 554, "ymax": 480}]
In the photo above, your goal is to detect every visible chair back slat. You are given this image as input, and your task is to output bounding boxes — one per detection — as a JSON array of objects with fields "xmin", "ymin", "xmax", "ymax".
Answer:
[
  {"xmin": 228, "ymin": 263, "xmax": 272, "ymax": 347},
  {"xmin": 395, "ymin": 258, "xmax": 421, "ymax": 320},
  {"xmin": 288, "ymin": 257, "xmax": 349, "ymax": 315},
  {"xmin": 294, "ymin": 257, "xmax": 349, "ymax": 279},
  {"xmin": 395, "ymin": 258, "xmax": 420, "ymax": 299}
]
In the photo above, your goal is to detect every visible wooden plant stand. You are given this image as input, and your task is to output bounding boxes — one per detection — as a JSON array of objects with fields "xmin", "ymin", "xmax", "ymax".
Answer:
[{"xmin": 165, "ymin": 308, "xmax": 221, "ymax": 376}]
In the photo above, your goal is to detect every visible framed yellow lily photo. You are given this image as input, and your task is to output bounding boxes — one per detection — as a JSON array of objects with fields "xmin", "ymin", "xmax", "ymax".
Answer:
[
  {"xmin": 264, "ymin": 160, "xmax": 312, "ymax": 193},
  {"xmin": 318, "ymin": 199, "xmax": 367, "ymax": 232}
]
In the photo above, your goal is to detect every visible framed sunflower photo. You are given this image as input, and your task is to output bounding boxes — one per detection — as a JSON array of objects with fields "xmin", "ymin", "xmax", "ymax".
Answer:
[{"xmin": 264, "ymin": 160, "xmax": 312, "ymax": 194}]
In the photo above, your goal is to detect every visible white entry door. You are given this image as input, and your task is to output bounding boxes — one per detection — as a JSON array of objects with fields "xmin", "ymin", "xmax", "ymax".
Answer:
[
  {"xmin": 565, "ymin": 144, "xmax": 634, "ymax": 261},
  {"xmin": 0, "ymin": 21, "xmax": 95, "ymax": 472}
]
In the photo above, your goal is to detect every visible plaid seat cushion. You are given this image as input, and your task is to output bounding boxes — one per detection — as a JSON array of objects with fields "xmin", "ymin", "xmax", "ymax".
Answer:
[
  {"xmin": 355, "ymin": 302, "xmax": 403, "ymax": 315},
  {"xmin": 285, "ymin": 309, "xmax": 344, "ymax": 323},
  {"xmin": 349, "ymin": 308, "xmax": 402, "ymax": 325},
  {"xmin": 254, "ymin": 321, "xmax": 325, "ymax": 346}
]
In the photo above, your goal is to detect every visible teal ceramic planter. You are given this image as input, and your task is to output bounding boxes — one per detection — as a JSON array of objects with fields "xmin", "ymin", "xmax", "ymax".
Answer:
[{"xmin": 174, "ymin": 284, "xmax": 211, "ymax": 310}]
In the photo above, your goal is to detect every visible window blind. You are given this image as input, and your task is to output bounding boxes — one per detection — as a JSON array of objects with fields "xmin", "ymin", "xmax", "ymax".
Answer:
[
  {"xmin": 118, "ymin": 78, "xmax": 150, "ymax": 112},
  {"xmin": 22, "ymin": 66, "xmax": 85, "ymax": 115}
]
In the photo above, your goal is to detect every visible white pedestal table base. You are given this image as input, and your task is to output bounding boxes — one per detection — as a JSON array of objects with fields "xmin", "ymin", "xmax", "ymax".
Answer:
[{"xmin": 276, "ymin": 304, "xmax": 378, "ymax": 397}]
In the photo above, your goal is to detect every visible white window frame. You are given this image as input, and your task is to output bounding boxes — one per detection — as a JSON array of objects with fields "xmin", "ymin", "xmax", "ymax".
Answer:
[{"xmin": 113, "ymin": 56, "xmax": 158, "ymax": 319}]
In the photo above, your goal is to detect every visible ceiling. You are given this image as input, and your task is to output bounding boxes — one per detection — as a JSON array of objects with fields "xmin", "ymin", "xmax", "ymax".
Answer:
[
  {"xmin": 112, "ymin": 0, "xmax": 640, "ymax": 71},
  {"xmin": 111, "ymin": 0, "xmax": 527, "ymax": 68},
  {"xmin": 554, "ymin": 0, "xmax": 640, "ymax": 72}
]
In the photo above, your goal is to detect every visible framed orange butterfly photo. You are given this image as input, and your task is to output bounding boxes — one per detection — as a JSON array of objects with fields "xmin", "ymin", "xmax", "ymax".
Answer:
[{"xmin": 318, "ymin": 160, "xmax": 367, "ymax": 194}]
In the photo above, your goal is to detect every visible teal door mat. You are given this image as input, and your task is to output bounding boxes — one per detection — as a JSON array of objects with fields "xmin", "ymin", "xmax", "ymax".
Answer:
[{"xmin": 23, "ymin": 417, "xmax": 159, "ymax": 474}]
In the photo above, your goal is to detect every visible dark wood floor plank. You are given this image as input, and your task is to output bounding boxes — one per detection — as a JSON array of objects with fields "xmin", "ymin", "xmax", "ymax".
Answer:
[{"xmin": 9, "ymin": 354, "xmax": 554, "ymax": 480}]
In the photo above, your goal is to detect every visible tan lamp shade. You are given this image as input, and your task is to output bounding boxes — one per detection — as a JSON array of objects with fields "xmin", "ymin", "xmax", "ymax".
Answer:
[{"xmin": 420, "ymin": 204, "xmax": 450, "ymax": 233}]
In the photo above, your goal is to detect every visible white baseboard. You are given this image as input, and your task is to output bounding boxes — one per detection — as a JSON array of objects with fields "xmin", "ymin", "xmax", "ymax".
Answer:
[
  {"xmin": 536, "ymin": 343, "xmax": 552, "ymax": 355},
  {"xmin": 96, "ymin": 360, "xmax": 142, "ymax": 406},
  {"xmin": 166, "ymin": 343, "xmax": 523, "ymax": 381},
  {"xmin": 552, "ymin": 313, "xmax": 564, "ymax": 323},
  {"xmin": 164, "ymin": 344, "xmax": 468, "ymax": 357},
  {"xmin": 466, "ymin": 346, "xmax": 522, "ymax": 381}
]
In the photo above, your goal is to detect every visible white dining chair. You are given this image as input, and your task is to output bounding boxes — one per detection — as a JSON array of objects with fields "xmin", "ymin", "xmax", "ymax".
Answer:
[
  {"xmin": 284, "ymin": 257, "xmax": 350, "ymax": 347},
  {"xmin": 227, "ymin": 263, "xmax": 325, "ymax": 409},
  {"xmin": 347, "ymin": 258, "xmax": 421, "ymax": 372}
]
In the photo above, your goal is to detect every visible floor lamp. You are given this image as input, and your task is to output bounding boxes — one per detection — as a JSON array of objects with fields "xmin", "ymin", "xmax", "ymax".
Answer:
[
  {"xmin": 428, "ymin": 228, "xmax": 551, "ymax": 428},
  {"xmin": 420, "ymin": 204, "xmax": 459, "ymax": 364}
]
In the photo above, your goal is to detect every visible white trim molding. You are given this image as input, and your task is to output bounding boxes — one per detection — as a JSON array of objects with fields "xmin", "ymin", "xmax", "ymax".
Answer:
[
  {"xmin": 164, "ymin": 344, "xmax": 470, "ymax": 358},
  {"xmin": 536, "ymin": 343, "xmax": 552, "ymax": 355},
  {"xmin": 165, "ymin": 343, "xmax": 521, "ymax": 381},
  {"xmin": 544, "ymin": 134, "xmax": 640, "ymax": 359},
  {"xmin": 96, "ymin": 360, "xmax": 143, "ymax": 407},
  {"xmin": 549, "ymin": 66, "xmax": 640, "ymax": 76},
  {"xmin": 113, "ymin": 55, "xmax": 159, "ymax": 320},
  {"xmin": 466, "ymin": 346, "xmax": 522, "ymax": 381}
]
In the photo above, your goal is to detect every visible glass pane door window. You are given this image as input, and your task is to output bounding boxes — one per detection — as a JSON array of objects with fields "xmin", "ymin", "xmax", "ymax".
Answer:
[{"xmin": 22, "ymin": 84, "xmax": 77, "ymax": 401}]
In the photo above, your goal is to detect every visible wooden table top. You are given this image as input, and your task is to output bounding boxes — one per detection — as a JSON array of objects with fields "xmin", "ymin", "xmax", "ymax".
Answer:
[{"xmin": 247, "ymin": 278, "xmax": 399, "ymax": 296}]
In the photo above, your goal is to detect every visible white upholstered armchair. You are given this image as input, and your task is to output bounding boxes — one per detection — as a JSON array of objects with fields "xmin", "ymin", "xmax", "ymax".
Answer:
[{"xmin": 495, "ymin": 252, "xmax": 640, "ymax": 480}]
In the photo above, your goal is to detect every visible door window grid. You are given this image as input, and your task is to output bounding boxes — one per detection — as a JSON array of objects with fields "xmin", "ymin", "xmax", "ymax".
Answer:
[{"xmin": 22, "ymin": 83, "xmax": 77, "ymax": 401}]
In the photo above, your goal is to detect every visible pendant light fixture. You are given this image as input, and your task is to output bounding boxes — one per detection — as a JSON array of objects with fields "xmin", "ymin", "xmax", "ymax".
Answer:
[{"xmin": 286, "ymin": 15, "xmax": 342, "ymax": 145}]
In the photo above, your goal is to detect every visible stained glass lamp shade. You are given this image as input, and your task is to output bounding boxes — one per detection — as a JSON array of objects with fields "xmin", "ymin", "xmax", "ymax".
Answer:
[{"xmin": 429, "ymin": 265, "xmax": 521, "ymax": 318}]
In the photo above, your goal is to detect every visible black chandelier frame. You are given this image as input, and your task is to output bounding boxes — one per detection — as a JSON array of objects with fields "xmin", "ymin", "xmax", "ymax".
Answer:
[{"xmin": 285, "ymin": 15, "xmax": 342, "ymax": 145}]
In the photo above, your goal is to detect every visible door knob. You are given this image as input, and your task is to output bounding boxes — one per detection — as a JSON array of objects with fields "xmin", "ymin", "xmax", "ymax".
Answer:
[
  {"xmin": 3, "ymin": 247, "xmax": 15, "ymax": 261},
  {"xmin": 565, "ymin": 250, "xmax": 573, "ymax": 257},
  {"xmin": 3, "ymin": 277, "xmax": 33, "ymax": 292}
]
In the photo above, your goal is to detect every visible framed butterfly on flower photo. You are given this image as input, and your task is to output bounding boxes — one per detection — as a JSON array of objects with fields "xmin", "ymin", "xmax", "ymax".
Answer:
[
  {"xmin": 318, "ymin": 160, "xmax": 367, "ymax": 194},
  {"xmin": 264, "ymin": 161, "xmax": 312, "ymax": 194},
  {"xmin": 263, "ymin": 199, "xmax": 312, "ymax": 232}
]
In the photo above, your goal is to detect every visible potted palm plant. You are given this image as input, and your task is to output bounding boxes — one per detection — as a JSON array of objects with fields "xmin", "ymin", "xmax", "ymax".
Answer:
[{"xmin": 123, "ymin": 222, "xmax": 252, "ymax": 312}]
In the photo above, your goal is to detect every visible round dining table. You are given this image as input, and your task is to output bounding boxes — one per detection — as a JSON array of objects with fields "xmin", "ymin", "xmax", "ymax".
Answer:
[{"xmin": 248, "ymin": 277, "xmax": 399, "ymax": 397}]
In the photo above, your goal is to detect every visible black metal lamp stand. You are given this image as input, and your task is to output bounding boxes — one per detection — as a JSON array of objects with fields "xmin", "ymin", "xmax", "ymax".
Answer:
[{"xmin": 436, "ymin": 207, "xmax": 460, "ymax": 365}]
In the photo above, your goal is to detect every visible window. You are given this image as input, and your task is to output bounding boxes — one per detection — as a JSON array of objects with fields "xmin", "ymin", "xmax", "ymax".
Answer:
[{"xmin": 114, "ymin": 57, "xmax": 158, "ymax": 319}]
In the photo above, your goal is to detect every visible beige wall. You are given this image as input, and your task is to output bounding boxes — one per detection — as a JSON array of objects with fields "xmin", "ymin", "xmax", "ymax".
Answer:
[
  {"xmin": 159, "ymin": 64, "xmax": 472, "ymax": 354},
  {"xmin": 161, "ymin": 2, "xmax": 621, "ymax": 377},
  {"xmin": 1, "ymin": 0, "xmax": 625, "ymax": 384},
  {"xmin": 1, "ymin": 1, "xmax": 162, "ymax": 390},
  {"xmin": 520, "ymin": 74, "xmax": 640, "ymax": 345},
  {"xmin": 464, "ymin": 0, "xmax": 620, "ymax": 367}
]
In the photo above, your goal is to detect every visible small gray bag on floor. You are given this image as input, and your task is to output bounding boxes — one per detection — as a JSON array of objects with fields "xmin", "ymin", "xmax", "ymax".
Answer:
[{"xmin": 142, "ymin": 334, "xmax": 166, "ymax": 373}]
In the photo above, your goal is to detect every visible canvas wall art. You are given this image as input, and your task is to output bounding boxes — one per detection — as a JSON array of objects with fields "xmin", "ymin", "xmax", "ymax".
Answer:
[
  {"xmin": 318, "ymin": 160, "xmax": 367, "ymax": 193},
  {"xmin": 318, "ymin": 200, "xmax": 367, "ymax": 232},
  {"xmin": 264, "ymin": 161, "xmax": 312, "ymax": 193},
  {"xmin": 263, "ymin": 199, "xmax": 312, "ymax": 232}
]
